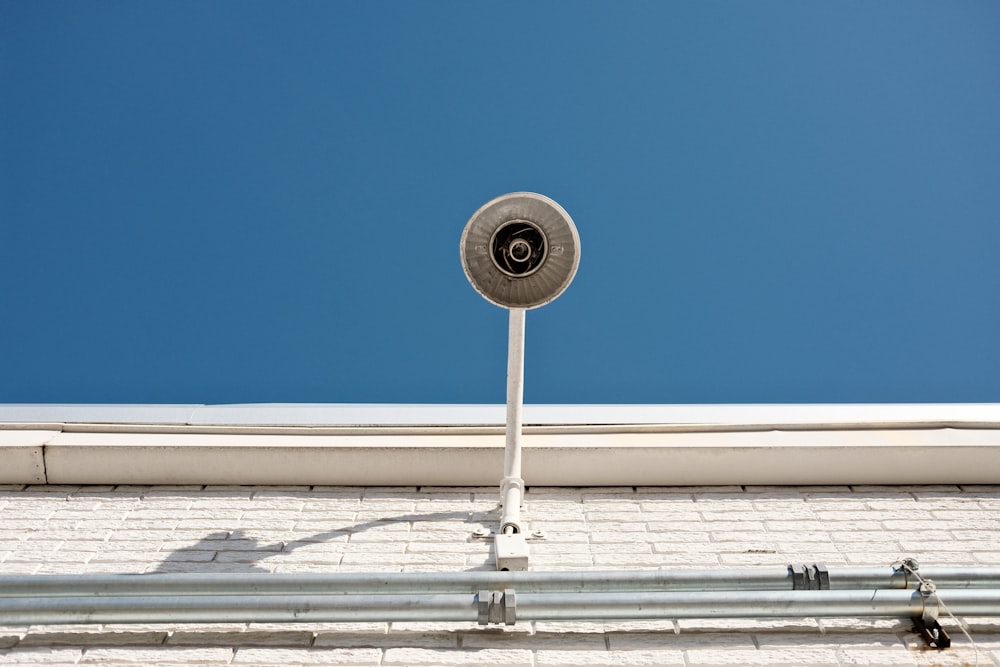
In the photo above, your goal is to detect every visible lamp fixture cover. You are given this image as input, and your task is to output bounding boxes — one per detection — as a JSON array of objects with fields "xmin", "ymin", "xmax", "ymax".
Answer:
[{"xmin": 460, "ymin": 192, "xmax": 580, "ymax": 309}]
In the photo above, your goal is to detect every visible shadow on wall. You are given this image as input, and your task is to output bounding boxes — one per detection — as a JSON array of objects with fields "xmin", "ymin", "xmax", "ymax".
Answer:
[{"xmin": 151, "ymin": 510, "xmax": 494, "ymax": 573}]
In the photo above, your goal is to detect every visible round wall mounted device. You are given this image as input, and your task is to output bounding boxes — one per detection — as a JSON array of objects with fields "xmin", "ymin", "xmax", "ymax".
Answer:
[{"xmin": 460, "ymin": 192, "xmax": 581, "ymax": 309}]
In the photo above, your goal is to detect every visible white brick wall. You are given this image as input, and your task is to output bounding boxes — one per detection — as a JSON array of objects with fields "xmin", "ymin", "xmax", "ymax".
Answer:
[{"xmin": 1, "ymin": 483, "xmax": 999, "ymax": 665}]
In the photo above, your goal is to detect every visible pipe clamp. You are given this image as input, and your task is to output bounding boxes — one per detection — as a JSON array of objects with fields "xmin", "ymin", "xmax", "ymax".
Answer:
[
  {"xmin": 476, "ymin": 588, "xmax": 518, "ymax": 626},
  {"xmin": 789, "ymin": 563, "xmax": 830, "ymax": 590}
]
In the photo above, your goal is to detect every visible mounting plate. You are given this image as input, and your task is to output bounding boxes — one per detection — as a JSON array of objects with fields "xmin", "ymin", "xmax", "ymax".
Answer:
[{"xmin": 495, "ymin": 533, "xmax": 529, "ymax": 571}]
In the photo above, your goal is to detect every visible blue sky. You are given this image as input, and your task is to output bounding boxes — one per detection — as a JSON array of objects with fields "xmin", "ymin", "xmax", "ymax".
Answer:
[{"xmin": 2, "ymin": 2, "xmax": 999, "ymax": 405}]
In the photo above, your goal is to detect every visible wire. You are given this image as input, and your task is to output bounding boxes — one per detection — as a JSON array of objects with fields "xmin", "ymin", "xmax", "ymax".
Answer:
[{"xmin": 893, "ymin": 558, "xmax": 980, "ymax": 666}]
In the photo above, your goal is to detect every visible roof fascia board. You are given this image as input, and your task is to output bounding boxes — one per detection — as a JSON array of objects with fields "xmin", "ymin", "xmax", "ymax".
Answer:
[
  {"xmin": 0, "ymin": 430, "xmax": 51, "ymax": 484},
  {"xmin": 28, "ymin": 427, "xmax": 1000, "ymax": 486}
]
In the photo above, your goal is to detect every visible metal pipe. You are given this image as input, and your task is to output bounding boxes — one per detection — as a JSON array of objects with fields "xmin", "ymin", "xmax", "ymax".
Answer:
[
  {"xmin": 516, "ymin": 589, "xmax": 1000, "ymax": 620},
  {"xmin": 829, "ymin": 567, "xmax": 1000, "ymax": 590},
  {"xmin": 1, "ymin": 589, "xmax": 999, "ymax": 625},
  {"xmin": 0, "ymin": 593, "xmax": 479, "ymax": 625},
  {"xmin": 4, "ymin": 567, "xmax": 1000, "ymax": 598},
  {"xmin": 500, "ymin": 307, "xmax": 526, "ymax": 534}
]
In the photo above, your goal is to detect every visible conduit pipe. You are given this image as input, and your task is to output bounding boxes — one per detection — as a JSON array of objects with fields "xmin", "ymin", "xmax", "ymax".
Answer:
[
  {"xmin": 4, "ymin": 567, "xmax": 1000, "ymax": 597},
  {"xmin": 2, "ymin": 589, "xmax": 1000, "ymax": 625}
]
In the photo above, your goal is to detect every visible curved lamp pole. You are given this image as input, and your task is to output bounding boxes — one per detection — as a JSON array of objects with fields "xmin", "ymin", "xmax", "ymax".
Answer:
[{"xmin": 460, "ymin": 192, "xmax": 581, "ymax": 569}]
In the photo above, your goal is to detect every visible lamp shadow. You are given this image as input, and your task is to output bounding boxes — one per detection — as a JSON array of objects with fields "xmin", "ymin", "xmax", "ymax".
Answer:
[{"xmin": 151, "ymin": 509, "xmax": 496, "ymax": 574}]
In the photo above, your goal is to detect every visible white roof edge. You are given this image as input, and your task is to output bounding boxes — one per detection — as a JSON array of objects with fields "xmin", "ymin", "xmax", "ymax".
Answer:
[
  {"xmin": 2, "ymin": 405, "xmax": 999, "ymax": 485},
  {"xmin": 2, "ymin": 428, "xmax": 997, "ymax": 486},
  {"xmin": 1, "ymin": 403, "xmax": 1000, "ymax": 428}
]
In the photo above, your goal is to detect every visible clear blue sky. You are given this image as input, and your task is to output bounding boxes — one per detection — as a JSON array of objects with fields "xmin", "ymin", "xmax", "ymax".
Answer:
[{"xmin": 2, "ymin": 2, "xmax": 999, "ymax": 405}]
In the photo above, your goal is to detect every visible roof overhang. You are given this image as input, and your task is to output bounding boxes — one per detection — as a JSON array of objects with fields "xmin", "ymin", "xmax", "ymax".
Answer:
[{"xmin": 2, "ymin": 404, "xmax": 999, "ymax": 486}]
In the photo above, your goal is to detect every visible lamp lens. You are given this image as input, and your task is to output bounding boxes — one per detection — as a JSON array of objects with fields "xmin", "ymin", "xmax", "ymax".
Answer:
[{"xmin": 490, "ymin": 220, "xmax": 547, "ymax": 277}]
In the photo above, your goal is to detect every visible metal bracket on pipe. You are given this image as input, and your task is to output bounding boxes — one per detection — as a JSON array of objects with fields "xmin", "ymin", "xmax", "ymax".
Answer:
[
  {"xmin": 478, "ymin": 590, "xmax": 490, "ymax": 624},
  {"xmin": 920, "ymin": 580, "xmax": 940, "ymax": 624},
  {"xmin": 912, "ymin": 617, "xmax": 950, "ymax": 650},
  {"xmin": 893, "ymin": 558, "xmax": 920, "ymax": 589},
  {"xmin": 504, "ymin": 588, "xmax": 516, "ymax": 625},
  {"xmin": 476, "ymin": 589, "xmax": 517, "ymax": 626},
  {"xmin": 789, "ymin": 563, "xmax": 830, "ymax": 590},
  {"xmin": 913, "ymin": 579, "xmax": 950, "ymax": 649}
]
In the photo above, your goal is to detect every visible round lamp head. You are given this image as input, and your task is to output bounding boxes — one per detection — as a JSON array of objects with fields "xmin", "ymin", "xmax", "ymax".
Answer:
[{"xmin": 460, "ymin": 192, "xmax": 581, "ymax": 309}]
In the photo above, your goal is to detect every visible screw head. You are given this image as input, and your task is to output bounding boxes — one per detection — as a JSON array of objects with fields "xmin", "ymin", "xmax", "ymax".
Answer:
[{"xmin": 473, "ymin": 528, "xmax": 491, "ymax": 538}]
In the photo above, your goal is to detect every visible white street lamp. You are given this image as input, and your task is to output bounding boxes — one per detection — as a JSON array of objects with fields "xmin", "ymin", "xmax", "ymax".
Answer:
[{"xmin": 461, "ymin": 192, "xmax": 581, "ymax": 570}]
